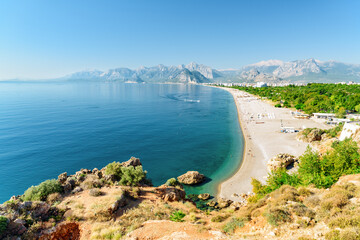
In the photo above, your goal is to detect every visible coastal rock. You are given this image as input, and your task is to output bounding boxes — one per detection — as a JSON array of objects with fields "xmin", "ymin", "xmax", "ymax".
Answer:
[
  {"xmin": 155, "ymin": 186, "xmax": 186, "ymax": 202},
  {"xmin": 72, "ymin": 187, "xmax": 83, "ymax": 194},
  {"xmin": 6, "ymin": 221, "xmax": 27, "ymax": 236},
  {"xmin": 198, "ymin": 193, "xmax": 210, "ymax": 200},
  {"xmin": 297, "ymin": 128, "xmax": 324, "ymax": 142},
  {"xmin": 177, "ymin": 171, "xmax": 205, "ymax": 185},
  {"xmin": 92, "ymin": 168, "xmax": 102, "ymax": 178},
  {"xmin": 14, "ymin": 219, "xmax": 26, "ymax": 225},
  {"xmin": 57, "ymin": 172, "xmax": 67, "ymax": 184},
  {"xmin": 31, "ymin": 202, "xmax": 51, "ymax": 220},
  {"xmin": 63, "ymin": 178, "xmax": 76, "ymax": 193},
  {"xmin": 63, "ymin": 183, "xmax": 73, "ymax": 194},
  {"xmin": 74, "ymin": 171, "xmax": 86, "ymax": 183},
  {"xmin": 104, "ymin": 174, "xmax": 117, "ymax": 183},
  {"xmin": 229, "ymin": 201, "xmax": 243, "ymax": 210},
  {"xmin": 10, "ymin": 195, "xmax": 20, "ymax": 201},
  {"xmin": 40, "ymin": 222, "xmax": 80, "ymax": 240},
  {"xmin": 206, "ymin": 201, "xmax": 217, "ymax": 208},
  {"xmin": 217, "ymin": 198, "xmax": 233, "ymax": 209},
  {"xmin": 122, "ymin": 157, "xmax": 142, "ymax": 167},
  {"xmin": 267, "ymin": 153, "xmax": 299, "ymax": 172},
  {"xmin": 108, "ymin": 194, "xmax": 127, "ymax": 214},
  {"xmin": 308, "ymin": 129, "xmax": 323, "ymax": 142}
]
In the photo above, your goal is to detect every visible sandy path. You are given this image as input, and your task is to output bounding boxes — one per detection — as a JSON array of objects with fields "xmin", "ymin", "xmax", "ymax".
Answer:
[{"xmin": 218, "ymin": 87, "xmax": 329, "ymax": 201}]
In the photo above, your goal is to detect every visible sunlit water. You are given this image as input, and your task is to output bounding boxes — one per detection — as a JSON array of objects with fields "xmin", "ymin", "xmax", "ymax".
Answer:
[{"xmin": 0, "ymin": 82, "xmax": 243, "ymax": 202}]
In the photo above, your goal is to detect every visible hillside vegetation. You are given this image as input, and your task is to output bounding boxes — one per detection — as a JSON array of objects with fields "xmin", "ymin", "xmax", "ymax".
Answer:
[{"xmin": 232, "ymin": 83, "xmax": 360, "ymax": 114}]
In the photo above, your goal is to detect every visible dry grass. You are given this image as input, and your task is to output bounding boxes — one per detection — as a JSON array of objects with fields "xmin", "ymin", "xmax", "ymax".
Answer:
[
  {"xmin": 89, "ymin": 200, "xmax": 178, "ymax": 239},
  {"xmin": 303, "ymin": 195, "xmax": 320, "ymax": 208},
  {"xmin": 321, "ymin": 185, "xmax": 355, "ymax": 211},
  {"xmin": 80, "ymin": 175, "xmax": 104, "ymax": 190},
  {"xmin": 90, "ymin": 224, "xmax": 123, "ymax": 240},
  {"xmin": 47, "ymin": 192, "xmax": 62, "ymax": 204},
  {"xmin": 270, "ymin": 185, "xmax": 299, "ymax": 205},
  {"xmin": 58, "ymin": 188, "xmax": 124, "ymax": 222}
]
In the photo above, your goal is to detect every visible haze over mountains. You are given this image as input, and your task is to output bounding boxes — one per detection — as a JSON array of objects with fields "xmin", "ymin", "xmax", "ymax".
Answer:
[{"xmin": 61, "ymin": 59, "xmax": 360, "ymax": 84}]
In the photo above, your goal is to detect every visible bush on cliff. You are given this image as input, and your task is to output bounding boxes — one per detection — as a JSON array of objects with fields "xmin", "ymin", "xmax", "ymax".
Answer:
[
  {"xmin": 169, "ymin": 210, "xmax": 186, "ymax": 222},
  {"xmin": 299, "ymin": 139, "xmax": 360, "ymax": 188},
  {"xmin": 119, "ymin": 166, "xmax": 147, "ymax": 186},
  {"xmin": 105, "ymin": 162, "xmax": 147, "ymax": 186},
  {"xmin": 0, "ymin": 216, "xmax": 8, "ymax": 236},
  {"xmin": 165, "ymin": 178, "xmax": 182, "ymax": 188},
  {"xmin": 250, "ymin": 138, "xmax": 360, "ymax": 202},
  {"xmin": 105, "ymin": 161, "xmax": 123, "ymax": 177},
  {"xmin": 22, "ymin": 179, "xmax": 62, "ymax": 201}
]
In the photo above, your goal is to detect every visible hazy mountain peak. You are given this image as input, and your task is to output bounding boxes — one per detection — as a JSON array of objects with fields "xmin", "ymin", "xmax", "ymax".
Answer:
[
  {"xmin": 247, "ymin": 59, "xmax": 284, "ymax": 67},
  {"xmin": 64, "ymin": 58, "xmax": 360, "ymax": 84}
]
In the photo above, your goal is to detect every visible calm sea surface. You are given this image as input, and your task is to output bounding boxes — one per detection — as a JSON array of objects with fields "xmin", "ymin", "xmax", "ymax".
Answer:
[{"xmin": 0, "ymin": 82, "xmax": 243, "ymax": 202}]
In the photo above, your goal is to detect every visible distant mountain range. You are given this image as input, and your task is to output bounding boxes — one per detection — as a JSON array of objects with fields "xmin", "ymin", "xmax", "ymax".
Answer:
[{"xmin": 62, "ymin": 58, "xmax": 360, "ymax": 84}]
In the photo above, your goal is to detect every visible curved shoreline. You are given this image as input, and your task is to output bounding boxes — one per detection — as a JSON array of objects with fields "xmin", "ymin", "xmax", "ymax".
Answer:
[
  {"xmin": 214, "ymin": 87, "xmax": 247, "ymax": 198},
  {"xmin": 216, "ymin": 87, "xmax": 254, "ymax": 200}
]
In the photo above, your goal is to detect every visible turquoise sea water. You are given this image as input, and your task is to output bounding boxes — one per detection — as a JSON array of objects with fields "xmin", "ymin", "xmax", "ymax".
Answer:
[{"xmin": 0, "ymin": 82, "xmax": 243, "ymax": 202}]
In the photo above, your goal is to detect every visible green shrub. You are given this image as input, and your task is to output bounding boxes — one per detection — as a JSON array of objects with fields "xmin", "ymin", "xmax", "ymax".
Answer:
[
  {"xmin": 165, "ymin": 178, "xmax": 182, "ymax": 188},
  {"xmin": 251, "ymin": 138, "xmax": 360, "ymax": 203},
  {"xmin": 299, "ymin": 140, "xmax": 360, "ymax": 188},
  {"xmin": 118, "ymin": 166, "xmax": 146, "ymax": 186},
  {"xmin": 105, "ymin": 161, "xmax": 123, "ymax": 177},
  {"xmin": 105, "ymin": 162, "xmax": 147, "ymax": 186},
  {"xmin": 22, "ymin": 179, "xmax": 62, "ymax": 201},
  {"xmin": 170, "ymin": 210, "xmax": 186, "ymax": 222},
  {"xmin": 0, "ymin": 216, "xmax": 8, "ymax": 236},
  {"xmin": 325, "ymin": 124, "xmax": 343, "ymax": 138},
  {"xmin": 295, "ymin": 104, "xmax": 305, "ymax": 110},
  {"xmin": 222, "ymin": 218, "xmax": 244, "ymax": 233},
  {"xmin": 275, "ymin": 103, "xmax": 282, "ymax": 108}
]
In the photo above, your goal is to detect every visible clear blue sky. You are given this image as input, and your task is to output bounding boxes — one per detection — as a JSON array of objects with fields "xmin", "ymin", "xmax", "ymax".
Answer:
[{"xmin": 0, "ymin": 0, "xmax": 359, "ymax": 79}]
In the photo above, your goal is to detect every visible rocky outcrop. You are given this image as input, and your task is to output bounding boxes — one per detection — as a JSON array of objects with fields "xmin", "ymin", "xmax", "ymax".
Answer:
[
  {"xmin": 206, "ymin": 200, "xmax": 217, "ymax": 208},
  {"xmin": 31, "ymin": 202, "xmax": 51, "ymax": 221},
  {"xmin": 177, "ymin": 171, "xmax": 205, "ymax": 185},
  {"xmin": 155, "ymin": 186, "xmax": 186, "ymax": 202},
  {"xmin": 57, "ymin": 172, "xmax": 67, "ymax": 184},
  {"xmin": 217, "ymin": 198, "xmax": 233, "ymax": 209},
  {"xmin": 39, "ymin": 222, "xmax": 80, "ymax": 240},
  {"xmin": 267, "ymin": 153, "xmax": 299, "ymax": 172},
  {"xmin": 108, "ymin": 193, "xmax": 127, "ymax": 214},
  {"xmin": 205, "ymin": 198, "xmax": 234, "ymax": 210},
  {"xmin": 198, "ymin": 193, "xmax": 210, "ymax": 200},
  {"xmin": 122, "ymin": 157, "xmax": 142, "ymax": 167},
  {"xmin": 297, "ymin": 128, "xmax": 324, "ymax": 142}
]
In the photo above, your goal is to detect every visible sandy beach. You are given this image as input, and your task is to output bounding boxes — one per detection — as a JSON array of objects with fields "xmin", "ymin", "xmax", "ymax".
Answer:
[{"xmin": 218, "ymin": 87, "xmax": 329, "ymax": 201}]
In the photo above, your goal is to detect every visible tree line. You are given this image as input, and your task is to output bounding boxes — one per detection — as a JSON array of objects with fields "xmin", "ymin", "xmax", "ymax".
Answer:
[{"xmin": 231, "ymin": 83, "xmax": 360, "ymax": 116}]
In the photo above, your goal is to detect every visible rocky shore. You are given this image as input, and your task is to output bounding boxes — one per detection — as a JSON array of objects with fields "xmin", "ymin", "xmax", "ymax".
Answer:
[{"xmin": 0, "ymin": 157, "xmax": 240, "ymax": 239}]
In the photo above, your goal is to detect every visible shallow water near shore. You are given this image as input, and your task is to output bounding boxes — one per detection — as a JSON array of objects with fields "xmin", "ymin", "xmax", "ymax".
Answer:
[{"xmin": 0, "ymin": 82, "xmax": 243, "ymax": 202}]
